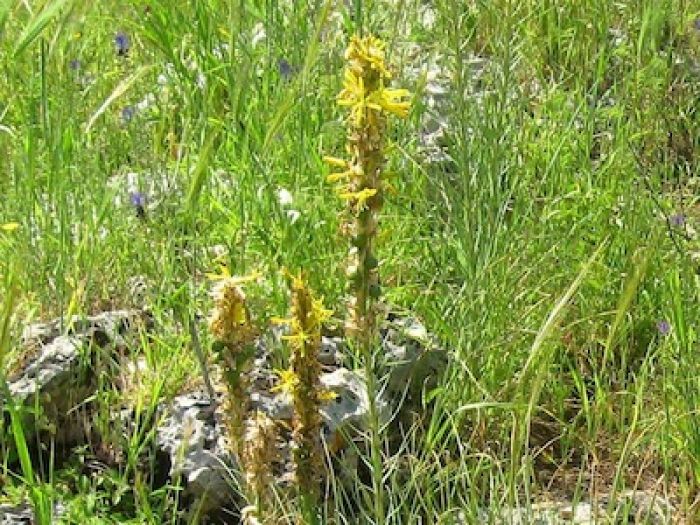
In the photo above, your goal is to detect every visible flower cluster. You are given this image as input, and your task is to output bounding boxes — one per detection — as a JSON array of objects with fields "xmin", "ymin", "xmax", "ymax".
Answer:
[
  {"xmin": 208, "ymin": 272, "xmax": 260, "ymax": 455},
  {"xmin": 324, "ymin": 35, "xmax": 411, "ymax": 341},
  {"xmin": 275, "ymin": 274, "xmax": 332, "ymax": 501}
]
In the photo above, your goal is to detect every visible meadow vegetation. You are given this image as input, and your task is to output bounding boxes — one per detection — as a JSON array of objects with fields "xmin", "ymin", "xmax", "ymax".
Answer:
[{"xmin": 1, "ymin": 0, "xmax": 700, "ymax": 523}]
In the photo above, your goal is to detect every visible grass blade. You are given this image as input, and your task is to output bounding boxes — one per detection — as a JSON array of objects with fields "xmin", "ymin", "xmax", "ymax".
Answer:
[
  {"xmin": 85, "ymin": 66, "xmax": 150, "ymax": 134},
  {"xmin": 12, "ymin": 0, "xmax": 70, "ymax": 57}
]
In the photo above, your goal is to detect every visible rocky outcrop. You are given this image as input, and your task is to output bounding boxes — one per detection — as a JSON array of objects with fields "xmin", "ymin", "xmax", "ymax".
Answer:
[
  {"xmin": 3, "ymin": 310, "xmax": 150, "ymax": 450},
  {"xmin": 153, "ymin": 315, "xmax": 447, "ymax": 511}
]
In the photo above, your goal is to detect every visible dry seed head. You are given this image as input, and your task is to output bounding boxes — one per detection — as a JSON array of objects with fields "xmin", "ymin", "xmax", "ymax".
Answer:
[
  {"xmin": 278, "ymin": 275, "xmax": 330, "ymax": 499},
  {"xmin": 208, "ymin": 276, "xmax": 257, "ymax": 347},
  {"xmin": 242, "ymin": 411, "xmax": 277, "ymax": 512}
]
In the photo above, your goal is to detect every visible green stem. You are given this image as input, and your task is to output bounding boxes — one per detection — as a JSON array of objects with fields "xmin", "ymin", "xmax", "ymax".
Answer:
[
  {"xmin": 357, "ymin": 234, "xmax": 385, "ymax": 523},
  {"xmin": 362, "ymin": 340, "xmax": 385, "ymax": 525}
]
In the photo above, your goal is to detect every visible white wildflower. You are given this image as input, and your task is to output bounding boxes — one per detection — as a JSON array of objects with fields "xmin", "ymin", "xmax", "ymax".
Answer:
[
  {"xmin": 277, "ymin": 187, "xmax": 293, "ymax": 206},
  {"xmin": 251, "ymin": 22, "xmax": 266, "ymax": 48}
]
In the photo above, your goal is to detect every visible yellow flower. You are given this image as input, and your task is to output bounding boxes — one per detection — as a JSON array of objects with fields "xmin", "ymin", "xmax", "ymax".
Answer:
[
  {"xmin": 327, "ymin": 163, "xmax": 363, "ymax": 184},
  {"xmin": 318, "ymin": 388, "xmax": 338, "ymax": 402},
  {"xmin": 323, "ymin": 156, "xmax": 348, "ymax": 169},
  {"xmin": 271, "ymin": 368, "xmax": 299, "ymax": 394},
  {"xmin": 339, "ymin": 188, "xmax": 378, "ymax": 210},
  {"xmin": 282, "ymin": 329, "xmax": 312, "ymax": 349},
  {"xmin": 1, "ymin": 222, "xmax": 19, "ymax": 232},
  {"xmin": 312, "ymin": 298, "xmax": 333, "ymax": 325},
  {"xmin": 337, "ymin": 70, "xmax": 371, "ymax": 127},
  {"xmin": 375, "ymin": 87, "xmax": 411, "ymax": 118},
  {"xmin": 345, "ymin": 35, "xmax": 391, "ymax": 79}
]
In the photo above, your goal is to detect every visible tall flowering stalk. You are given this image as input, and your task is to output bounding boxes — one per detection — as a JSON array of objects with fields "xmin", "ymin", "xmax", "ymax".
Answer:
[
  {"xmin": 208, "ymin": 272, "xmax": 260, "ymax": 457},
  {"xmin": 275, "ymin": 274, "xmax": 331, "ymax": 517},
  {"xmin": 324, "ymin": 35, "xmax": 411, "ymax": 523},
  {"xmin": 324, "ymin": 35, "xmax": 410, "ymax": 346}
]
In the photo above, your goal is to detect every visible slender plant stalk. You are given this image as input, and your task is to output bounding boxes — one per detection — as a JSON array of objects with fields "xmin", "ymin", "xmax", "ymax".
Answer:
[{"xmin": 325, "ymin": 34, "xmax": 411, "ymax": 524}]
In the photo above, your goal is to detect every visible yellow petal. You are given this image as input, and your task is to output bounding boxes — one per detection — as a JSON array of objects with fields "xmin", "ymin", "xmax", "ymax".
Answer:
[
  {"xmin": 327, "ymin": 171, "xmax": 351, "ymax": 183},
  {"xmin": 1, "ymin": 222, "xmax": 19, "ymax": 232},
  {"xmin": 323, "ymin": 156, "xmax": 348, "ymax": 169}
]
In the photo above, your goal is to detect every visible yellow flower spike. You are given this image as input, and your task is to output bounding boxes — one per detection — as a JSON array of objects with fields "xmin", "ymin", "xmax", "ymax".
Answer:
[
  {"xmin": 208, "ymin": 272, "xmax": 262, "ymax": 345},
  {"xmin": 280, "ymin": 273, "xmax": 330, "ymax": 500},
  {"xmin": 1, "ymin": 222, "xmax": 19, "ymax": 232},
  {"xmin": 241, "ymin": 410, "xmax": 277, "ymax": 521}
]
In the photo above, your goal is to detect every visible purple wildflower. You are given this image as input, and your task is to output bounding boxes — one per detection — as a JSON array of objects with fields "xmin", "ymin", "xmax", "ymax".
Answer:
[
  {"xmin": 656, "ymin": 320, "xmax": 671, "ymax": 336},
  {"xmin": 115, "ymin": 31, "xmax": 130, "ymax": 56},
  {"xmin": 277, "ymin": 58, "xmax": 294, "ymax": 80},
  {"xmin": 670, "ymin": 213, "xmax": 686, "ymax": 227},
  {"xmin": 129, "ymin": 191, "xmax": 147, "ymax": 219},
  {"xmin": 69, "ymin": 59, "xmax": 81, "ymax": 71},
  {"xmin": 121, "ymin": 106, "xmax": 135, "ymax": 123},
  {"xmin": 694, "ymin": 18, "xmax": 700, "ymax": 31}
]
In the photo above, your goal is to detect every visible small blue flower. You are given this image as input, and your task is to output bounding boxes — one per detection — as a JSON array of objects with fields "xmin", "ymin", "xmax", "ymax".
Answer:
[
  {"xmin": 69, "ymin": 59, "xmax": 81, "ymax": 71},
  {"xmin": 129, "ymin": 191, "xmax": 147, "ymax": 219},
  {"xmin": 130, "ymin": 192, "xmax": 146, "ymax": 207},
  {"xmin": 656, "ymin": 320, "xmax": 671, "ymax": 336},
  {"xmin": 121, "ymin": 106, "xmax": 135, "ymax": 123},
  {"xmin": 670, "ymin": 213, "xmax": 686, "ymax": 227},
  {"xmin": 277, "ymin": 58, "xmax": 294, "ymax": 80},
  {"xmin": 115, "ymin": 31, "xmax": 130, "ymax": 56}
]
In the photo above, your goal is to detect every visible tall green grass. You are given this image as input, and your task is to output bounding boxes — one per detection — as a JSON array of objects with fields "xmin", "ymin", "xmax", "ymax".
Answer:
[{"xmin": 1, "ymin": 0, "xmax": 699, "ymax": 522}]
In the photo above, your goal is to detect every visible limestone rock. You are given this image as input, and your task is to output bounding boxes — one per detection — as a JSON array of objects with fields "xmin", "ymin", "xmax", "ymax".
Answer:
[
  {"xmin": 0, "ymin": 503, "xmax": 32, "ymax": 525},
  {"xmin": 155, "ymin": 392, "xmax": 238, "ymax": 513},
  {"xmin": 320, "ymin": 367, "xmax": 390, "ymax": 444},
  {"xmin": 381, "ymin": 315, "xmax": 447, "ymax": 404},
  {"xmin": 0, "ymin": 501, "xmax": 65, "ymax": 525},
  {"xmin": 3, "ymin": 310, "xmax": 149, "ymax": 449}
]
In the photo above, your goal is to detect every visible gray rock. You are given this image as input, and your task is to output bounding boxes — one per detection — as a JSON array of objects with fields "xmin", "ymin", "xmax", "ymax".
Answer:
[
  {"xmin": 319, "ymin": 336, "xmax": 345, "ymax": 367},
  {"xmin": 0, "ymin": 501, "xmax": 65, "ymax": 525},
  {"xmin": 19, "ymin": 309, "xmax": 143, "ymax": 347},
  {"xmin": 7, "ymin": 335, "xmax": 84, "ymax": 404},
  {"xmin": 3, "ymin": 310, "xmax": 149, "ymax": 449},
  {"xmin": 382, "ymin": 316, "xmax": 448, "ymax": 405},
  {"xmin": 0, "ymin": 503, "xmax": 32, "ymax": 525},
  {"xmin": 320, "ymin": 367, "xmax": 390, "ymax": 443},
  {"xmin": 155, "ymin": 391, "xmax": 238, "ymax": 513},
  {"xmin": 605, "ymin": 490, "xmax": 675, "ymax": 524}
]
